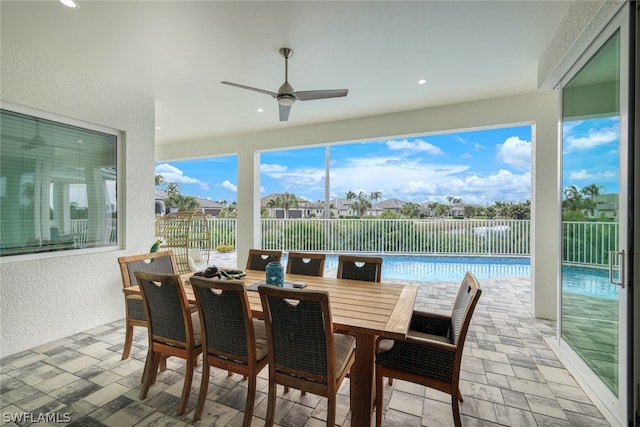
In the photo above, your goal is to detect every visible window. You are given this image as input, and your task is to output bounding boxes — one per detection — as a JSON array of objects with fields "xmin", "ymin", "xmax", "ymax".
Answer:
[{"xmin": 0, "ymin": 109, "xmax": 118, "ymax": 256}]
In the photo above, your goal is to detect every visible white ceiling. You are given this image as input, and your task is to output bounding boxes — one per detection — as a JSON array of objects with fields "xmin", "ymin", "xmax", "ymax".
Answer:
[{"xmin": 1, "ymin": 1, "xmax": 573, "ymax": 146}]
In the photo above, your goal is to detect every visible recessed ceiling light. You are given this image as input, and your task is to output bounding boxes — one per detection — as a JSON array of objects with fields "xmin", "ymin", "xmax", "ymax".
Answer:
[
  {"xmin": 59, "ymin": 0, "xmax": 79, "ymax": 9},
  {"xmin": 155, "ymin": 126, "xmax": 162, "ymax": 130},
  {"xmin": 257, "ymin": 108, "xmax": 264, "ymax": 113},
  {"xmin": 417, "ymin": 79, "xmax": 427, "ymax": 85}
]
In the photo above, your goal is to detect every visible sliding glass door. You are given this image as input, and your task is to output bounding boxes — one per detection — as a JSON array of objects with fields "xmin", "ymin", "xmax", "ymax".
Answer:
[{"xmin": 559, "ymin": 11, "xmax": 628, "ymax": 425}]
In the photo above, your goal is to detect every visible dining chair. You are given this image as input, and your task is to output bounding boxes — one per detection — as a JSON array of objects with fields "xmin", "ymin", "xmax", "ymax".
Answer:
[
  {"xmin": 258, "ymin": 285, "xmax": 356, "ymax": 427},
  {"xmin": 286, "ymin": 251, "xmax": 326, "ymax": 276},
  {"xmin": 375, "ymin": 271, "xmax": 483, "ymax": 427},
  {"xmin": 190, "ymin": 276, "xmax": 269, "ymax": 426},
  {"xmin": 246, "ymin": 249, "xmax": 283, "ymax": 271},
  {"xmin": 336, "ymin": 255, "xmax": 383, "ymax": 282},
  {"xmin": 336, "ymin": 254, "xmax": 393, "ymax": 384},
  {"xmin": 117, "ymin": 250, "xmax": 178, "ymax": 361},
  {"xmin": 281, "ymin": 251, "xmax": 327, "ymax": 395},
  {"xmin": 135, "ymin": 271, "xmax": 203, "ymax": 416}
]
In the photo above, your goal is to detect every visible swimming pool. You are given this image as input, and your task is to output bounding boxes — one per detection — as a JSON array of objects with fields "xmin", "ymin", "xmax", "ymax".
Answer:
[
  {"xmin": 282, "ymin": 254, "xmax": 531, "ymax": 281},
  {"xmin": 562, "ymin": 266, "xmax": 619, "ymax": 300},
  {"xmin": 278, "ymin": 254, "xmax": 617, "ymax": 299}
]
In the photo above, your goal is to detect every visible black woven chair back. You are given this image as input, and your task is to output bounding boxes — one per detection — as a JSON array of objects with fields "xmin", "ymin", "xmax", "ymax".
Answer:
[
  {"xmin": 259, "ymin": 286, "xmax": 331, "ymax": 378},
  {"xmin": 136, "ymin": 272, "xmax": 188, "ymax": 344},
  {"xmin": 125, "ymin": 253, "xmax": 176, "ymax": 286},
  {"xmin": 286, "ymin": 252, "xmax": 326, "ymax": 276},
  {"xmin": 450, "ymin": 272, "xmax": 482, "ymax": 345},
  {"xmin": 191, "ymin": 278, "xmax": 251, "ymax": 359},
  {"xmin": 337, "ymin": 255, "xmax": 383, "ymax": 282},
  {"xmin": 247, "ymin": 250, "xmax": 282, "ymax": 271}
]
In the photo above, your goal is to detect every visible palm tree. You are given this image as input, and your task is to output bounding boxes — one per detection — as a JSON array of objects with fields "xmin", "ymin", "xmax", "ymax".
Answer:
[
  {"xmin": 166, "ymin": 182, "xmax": 180, "ymax": 195},
  {"xmin": 164, "ymin": 193, "xmax": 198, "ymax": 211},
  {"xmin": 563, "ymin": 185, "xmax": 585, "ymax": 212},
  {"xmin": 351, "ymin": 192, "xmax": 372, "ymax": 218},
  {"xmin": 435, "ymin": 203, "xmax": 449, "ymax": 218},
  {"xmin": 427, "ymin": 202, "xmax": 439, "ymax": 217},
  {"xmin": 345, "ymin": 190, "xmax": 357, "ymax": 216},
  {"xmin": 155, "ymin": 174, "xmax": 165, "ymax": 187},
  {"xmin": 463, "ymin": 205, "xmax": 476, "ymax": 218},
  {"xmin": 580, "ymin": 183, "xmax": 605, "ymax": 217},
  {"xmin": 267, "ymin": 192, "xmax": 299, "ymax": 219},
  {"xmin": 370, "ymin": 191, "xmax": 382, "ymax": 204},
  {"xmin": 581, "ymin": 183, "xmax": 605, "ymax": 198},
  {"xmin": 446, "ymin": 196, "xmax": 462, "ymax": 204},
  {"xmin": 400, "ymin": 202, "xmax": 420, "ymax": 218}
]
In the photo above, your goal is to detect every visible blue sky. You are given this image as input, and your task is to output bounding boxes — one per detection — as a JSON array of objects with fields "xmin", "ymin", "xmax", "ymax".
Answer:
[
  {"xmin": 156, "ymin": 125, "xmax": 535, "ymax": 206},
  {"xmin": 562, "ymin": 116, "xmax": 620, "ymax": 195}
]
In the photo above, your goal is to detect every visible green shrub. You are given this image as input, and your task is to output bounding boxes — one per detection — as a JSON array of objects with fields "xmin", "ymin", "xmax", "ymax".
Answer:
[{"xmin": 216, "ymin": 244, "xmax": 234, "ymax": 252}]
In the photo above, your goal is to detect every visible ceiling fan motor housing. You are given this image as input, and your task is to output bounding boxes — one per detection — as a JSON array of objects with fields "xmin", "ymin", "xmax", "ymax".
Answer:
[{"xmin": 277, "ymin": 94, "xmax": 296, "ymax": 106}]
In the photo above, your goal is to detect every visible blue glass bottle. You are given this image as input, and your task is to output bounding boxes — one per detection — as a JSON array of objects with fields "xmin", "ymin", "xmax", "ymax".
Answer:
[{"xmin": 265, "ymin": 262, "xmax": 284, "ymax": 287}]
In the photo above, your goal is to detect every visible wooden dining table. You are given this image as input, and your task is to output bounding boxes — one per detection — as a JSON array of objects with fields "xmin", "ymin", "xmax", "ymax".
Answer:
[{"xmin": 125, "ymin": 269, "xmax": 417, "ymax": 426}]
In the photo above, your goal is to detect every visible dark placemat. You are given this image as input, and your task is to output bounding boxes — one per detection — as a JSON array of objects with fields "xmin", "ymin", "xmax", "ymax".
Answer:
[{"xmin": 246, "ymin": 281, "xmax": 301, "ymax": 291}]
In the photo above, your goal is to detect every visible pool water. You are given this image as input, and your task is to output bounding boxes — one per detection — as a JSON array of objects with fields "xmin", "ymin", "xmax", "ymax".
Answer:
[
  {"xmin": 562, "ymin": 265, "xmax": 619, "ymax": 300},
  {"xmin": 280, "ymin": 254, "xmax": 616, "ymax": 299},
  {"xmin": 283, "ymin": 254, "xmax": 530, "ymax": 281}
]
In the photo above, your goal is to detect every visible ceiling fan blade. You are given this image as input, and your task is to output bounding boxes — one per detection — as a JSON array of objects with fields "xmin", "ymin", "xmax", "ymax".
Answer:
[
  {"xmin": 279, "ymin": 104, "xmax": 291, "ymax": 122},
  {"xmin": 221, "ymin": 81, "xmax": 277, "ymax": 98},
  {"xmin": 294, "ymin": 89, "xmax": 348, "ymax": 101}
]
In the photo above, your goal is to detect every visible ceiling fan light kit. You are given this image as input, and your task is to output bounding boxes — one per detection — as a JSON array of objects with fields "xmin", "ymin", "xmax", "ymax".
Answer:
[{"xmin": 221, "ymin": 47, "xmax": 348, "ymax": 122}]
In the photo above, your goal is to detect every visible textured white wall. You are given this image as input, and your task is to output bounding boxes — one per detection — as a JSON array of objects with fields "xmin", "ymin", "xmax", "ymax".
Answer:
[
  {"xmin": 157, "ymin": 91, "xmax": 560, "ymax": 320},
  {"xmin": 0, "ymin": 41, "xmax": 156, "ymax": 357},
  {"xmin": 538, "ymin": 0, "xmax": 625, "ymax": 91}
]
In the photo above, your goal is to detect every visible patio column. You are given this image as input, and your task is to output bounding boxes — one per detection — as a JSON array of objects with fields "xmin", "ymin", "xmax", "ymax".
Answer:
[
  {"xmin": 235, "ymin": 149, "xmax": 261, "ymax": 269},
  {"xmin": 530, "ymin": 94, "xmax": 560, "ymax": 321}
]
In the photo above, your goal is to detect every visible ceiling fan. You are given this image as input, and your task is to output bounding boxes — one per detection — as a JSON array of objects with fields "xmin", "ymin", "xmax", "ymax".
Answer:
[
  {"xmin": 25, "ymin": 119, "xmax": 47, "ymax": 150},
  {"xmin": 221, "ymin": 48, "xmax": 348, "ymax": 122}
]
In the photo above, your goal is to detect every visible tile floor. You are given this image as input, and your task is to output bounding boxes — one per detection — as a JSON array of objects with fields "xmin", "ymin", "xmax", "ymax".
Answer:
[{"xmin": 0, "ymin": 254, "xmax": 613, "ymax": 426}]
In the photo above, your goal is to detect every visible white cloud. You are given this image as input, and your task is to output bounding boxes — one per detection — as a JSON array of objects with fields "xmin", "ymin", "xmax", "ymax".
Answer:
[
  {"xmin": 391, "ymin": 169, "xmax": 530, "ymax": 204},
  {"xmin": 220, "ymin": 180, "xmax": 237, "ymax": 192},
  {"xmin": 329, "ymin": 155, "xmax": 470, "ymax": 200},
  {"xmin": 155, "ymin": 163, "xmax": 208, "ymax": 190},
  {"xmin": 496, "ymin": 136, "xmax": 531, "ymax": 169},
  {"xmin": 385, "ymin": 139, "xmax": 444, "ymax": 155},
  {"xmin": 439, "ymin": 169, "xmax": 531, "ymax": 204},
  {"xmin": 263, "ymin": 152, "xmax": 530, "ymax": 205},
  {"xmin": 568, "ymin": 169, "xmax": 616, "ymax": 180},
  {"xmin": 564, "ymin": 125, "xmax": 619, "ymax": 152},
  {"xmin": 261, "ymin": 165, "xmax": 326, "ymax": 196},
  {"xmin": 261, "ymin": 163, "xmax": 288, "ymax": 174}
]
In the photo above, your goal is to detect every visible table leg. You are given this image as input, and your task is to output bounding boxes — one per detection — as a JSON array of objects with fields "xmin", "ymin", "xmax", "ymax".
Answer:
[{"xmin": 350, "ymin": 333, "xmax": 376, "ymax": 426}]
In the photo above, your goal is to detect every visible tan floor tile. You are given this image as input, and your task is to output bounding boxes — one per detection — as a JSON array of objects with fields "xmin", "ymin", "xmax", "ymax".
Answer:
[
  {"xmin": 83, "ymin": 383, "xmax": 131, "ymax": 406},
  {"xmin": 33, "ymin": 372, "xmax": 80, "ymax": 394}
]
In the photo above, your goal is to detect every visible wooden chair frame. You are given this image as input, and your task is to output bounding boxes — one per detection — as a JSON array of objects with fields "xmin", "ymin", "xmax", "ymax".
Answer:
[
  {"xmin": 246, "ymin": 249, "xmax": 283, "ymax": 271},
  {"xmin": 259, "ymin": 285, "xmax": 356, "ymax": 427},
  {"xmin": 190, "ymin": 277, "xmax": 268, "ymax": 426},
  {"xmin": 375, "ymin": 272, "xmax": 482, "ymax": 427},
  {"xmin": 285, "ymin": 251, "xmax": 326, "ymax": 277},
  {"xmin": 117, "ymin": 250, "xmax": 178, "ymax": 360},
  {"xmin": 337, "ymin": 255, "xmax": 383, "ymax": 282},
  {"xmin": 136, "ymin": 271, "xmax": 202, "ymax": 416}
]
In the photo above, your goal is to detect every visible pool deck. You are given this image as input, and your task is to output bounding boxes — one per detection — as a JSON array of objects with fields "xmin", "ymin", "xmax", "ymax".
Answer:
[{"xmin": 0, "ymin": 251, "xmax": 614, "ymax": 426}]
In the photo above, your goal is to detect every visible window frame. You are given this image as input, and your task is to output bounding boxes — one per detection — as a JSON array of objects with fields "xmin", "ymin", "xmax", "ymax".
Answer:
[{"xmin": 0, "ymin": 102, "xmax": 123, "ymax": 261}]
